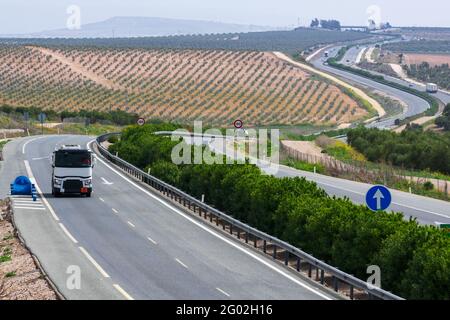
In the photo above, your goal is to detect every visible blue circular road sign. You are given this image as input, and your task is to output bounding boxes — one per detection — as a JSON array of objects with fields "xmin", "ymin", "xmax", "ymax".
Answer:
[{"xmin": 366, "ymin": 185, "xmax": 392, "ymax": 211}]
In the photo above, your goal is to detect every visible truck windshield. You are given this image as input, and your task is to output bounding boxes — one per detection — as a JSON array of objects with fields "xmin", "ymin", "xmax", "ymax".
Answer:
[{"xmin": 55, "ymin": 151, "xmax": 92, "ymax": 168}]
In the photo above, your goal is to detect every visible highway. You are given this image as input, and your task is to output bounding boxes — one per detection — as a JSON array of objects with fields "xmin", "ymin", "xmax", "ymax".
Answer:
[
  {"xmin": 206, "ymin": 138, "xmax": 450, "ymax": 227},
  {"xmin": 325, "ymin": 44, "xmax": 450, "ymax": 106},
  {"xmin": 311, "ymin": 46, "xmax": 433, "ymax": 128},
  {"xmin": 0, "ymin": 135, "xmax": 334, "ymax": 300}
]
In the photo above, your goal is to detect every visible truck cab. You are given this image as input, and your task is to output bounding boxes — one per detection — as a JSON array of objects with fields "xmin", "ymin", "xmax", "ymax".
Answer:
[
  {"xmin": 51, "ymin": 145, "xmax": 94, "ymax": 197},
  {"xmin": 426, "ymin": 83, "xmax": 438, "ymax": 94}
]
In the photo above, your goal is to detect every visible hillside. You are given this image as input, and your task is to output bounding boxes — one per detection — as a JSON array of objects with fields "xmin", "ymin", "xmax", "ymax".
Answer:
[
  {"xmin": 2, "ymin": 17, "xmax": 275, "ymax": 39},
  {"xmin": 0, "ymin": 45, "xmax": 368, "ymax": 127}
]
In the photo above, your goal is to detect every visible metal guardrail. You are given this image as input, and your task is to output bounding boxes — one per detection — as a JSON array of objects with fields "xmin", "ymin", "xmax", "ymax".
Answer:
[{"xmin": 95, "ymin": 133, "xmax": 404, "ymax": 301}]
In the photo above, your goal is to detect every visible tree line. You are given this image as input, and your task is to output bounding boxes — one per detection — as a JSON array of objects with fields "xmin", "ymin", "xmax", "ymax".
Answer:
[
  {"xmin": 347, "ymin": 126, "xmax": 450, "ymax": 175},
  {"xmin": 0, "ymin": 104, "xmax": 139, "ymax": 126},
  {"xmin": 436, "ymin": 104, "xmax": 450, "ymax": 131},
  {"xmin": 310, "ymin": 19, "xmax": 341, "ymax": 30},
  {"xmin": 0, "ymin": 29, "xmax": 369, "ymax": 55},
  {"xmin": 109, "ymin": 123, "xmax": 450, "ymax": 299},
  {"xmin": 405, "ymin": 62, "xmax": 450, "ymax": 90}
]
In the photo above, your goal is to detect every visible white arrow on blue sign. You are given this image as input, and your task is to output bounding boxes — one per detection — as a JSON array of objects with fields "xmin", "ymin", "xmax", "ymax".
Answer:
[{"xmin": 366, "ymin": 185, "xmax": 392, "ymax": 211}]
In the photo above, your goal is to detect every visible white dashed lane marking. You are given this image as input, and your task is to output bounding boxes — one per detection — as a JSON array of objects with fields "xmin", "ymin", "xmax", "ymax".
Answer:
[{"xmin": 216, "ymin": 288, "xmax": 230, "ymax": 297}]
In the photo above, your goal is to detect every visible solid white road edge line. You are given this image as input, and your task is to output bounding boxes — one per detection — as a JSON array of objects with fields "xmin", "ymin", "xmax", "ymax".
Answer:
[
  {"xmin": 24, "ymin": 160, "xmax": 60, "ymax": 221},
  {"xmin": 79, "ymin": 247, "xmax": 110, "ymax": 278},
  {"xmin": 22, "ymin": 136, "xmax": 45, "ymax": 154},
  {"xmin": 25, "ymin": 137, "xmax": 139, "ymax": 299},
  {"xmin": 59, "ymin": 223, "xmax": 79, "ymax": 244},
  {"xmin": 113, "ymin": 284, "xmax": 134, "ymax": 300},
  {"xmin": 90, "ymin": 141, "xmax": 332, "ymax": 300}
]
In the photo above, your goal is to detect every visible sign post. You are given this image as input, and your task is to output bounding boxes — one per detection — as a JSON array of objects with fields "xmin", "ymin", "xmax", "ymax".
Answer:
[
  {"xmin": 366, "ymin": 185, "xmax": 392, "ymax": 212},
  {"xmin": 38, "ymin": 113, "xmax": 46, "ymax": 135},
  {"xmin": 23, "ymin": 112, "xmax": 29, "ymax": 132}
]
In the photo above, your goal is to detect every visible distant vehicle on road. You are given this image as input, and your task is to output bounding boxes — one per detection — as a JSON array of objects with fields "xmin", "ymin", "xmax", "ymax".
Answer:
[
  {"xmin": 51, "ymin": 145, "xmax": 95, "ymax": 197},
  {"xmin": 324, "ymin": 51, "xmax": 329, "ymax": 58},
  {"xmin": 426, "ymin": 83, "xmax": 438, "ymax": 93}
]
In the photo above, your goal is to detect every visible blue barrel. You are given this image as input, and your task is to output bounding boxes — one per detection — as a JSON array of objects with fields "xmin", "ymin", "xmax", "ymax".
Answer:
[{"xmin": 11, "ymin": 176, "xmax": 33, "ymax": 195}]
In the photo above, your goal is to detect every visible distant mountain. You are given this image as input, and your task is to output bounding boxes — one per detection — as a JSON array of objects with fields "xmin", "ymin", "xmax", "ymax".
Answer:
[{"xmin": 3, "ymin": 16, "xmax": 277, "ymax": 38}]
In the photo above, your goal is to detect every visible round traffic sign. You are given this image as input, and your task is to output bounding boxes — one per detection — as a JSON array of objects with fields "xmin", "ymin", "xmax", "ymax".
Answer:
[
  {"xmin": 366, "ymin": 185, "xmax": 392, "ymax": 212},
  {"xmin": 233, "ymin": 119, "xmax": 243, "ymax": 129},
  {"xmin": 137, "ymin": 118, "xmax": 146, "ymax": 126}
]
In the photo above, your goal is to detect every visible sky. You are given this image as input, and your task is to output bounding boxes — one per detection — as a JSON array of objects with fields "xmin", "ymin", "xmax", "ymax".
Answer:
[{"xmin": 0, "ymin": 0, "xmax": 449, "ymax": 34}]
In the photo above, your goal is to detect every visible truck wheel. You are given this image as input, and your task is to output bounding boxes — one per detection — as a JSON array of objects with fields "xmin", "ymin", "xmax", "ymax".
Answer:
[
  {"xmin": 53, "ymin": 188, "xmax": 61, "ymax": 197},
  {"xmin": 86, "ymin": 192, "xmax": 92, "ymax": 198}
]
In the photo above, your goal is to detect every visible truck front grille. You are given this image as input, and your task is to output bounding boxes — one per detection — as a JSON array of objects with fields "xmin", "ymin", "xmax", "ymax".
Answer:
[{"xmin": 63, "ymin": 180, "xmax": 83, "ymax": 192}]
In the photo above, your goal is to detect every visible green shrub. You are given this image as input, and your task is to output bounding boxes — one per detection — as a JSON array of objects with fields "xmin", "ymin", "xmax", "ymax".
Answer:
[
  {"xmin": 347, "ymin": 126, "xmax": 450, "ymax": 175},
  {"xmin": 146, "ymin": 161, "xmax": 181, "ymax": 187},
  {"xmin": 115, "ymin": 122, "xmax": 450, "ymax": 299}
]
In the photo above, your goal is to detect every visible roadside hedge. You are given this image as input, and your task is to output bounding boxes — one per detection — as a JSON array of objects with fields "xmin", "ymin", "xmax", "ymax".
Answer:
[
  {"xmin": 110, "ymin": 124, "xmax": 450, "ymax": 300},
  {"xmin": 347, "ymin": 126, "xmax": 450, "ymax": 175}
]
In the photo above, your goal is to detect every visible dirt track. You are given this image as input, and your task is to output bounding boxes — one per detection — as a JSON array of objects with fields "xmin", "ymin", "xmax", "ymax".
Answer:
[{"xmin": 273, "ymin": 51, "xmax": 386, "ymax": 118}]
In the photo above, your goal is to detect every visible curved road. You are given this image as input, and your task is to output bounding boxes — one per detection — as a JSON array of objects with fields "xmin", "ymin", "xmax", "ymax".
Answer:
[
  {"xmin": 0, "ymin": 135, "xmax": 333, "ymax": 300},
  {"xmin": 311, "ymin": 46, "xmax": 432, "ymax": 128},
  {"xmin": 340, "ymin": 43, "xmax": 450, "ymax": 106},
  {"xmin": 205, "ymin": 138, "xmax": 450, "ymax": 227}
]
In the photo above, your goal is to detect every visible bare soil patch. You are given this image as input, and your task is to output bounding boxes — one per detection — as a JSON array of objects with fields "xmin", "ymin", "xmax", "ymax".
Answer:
[
  {"xmin": 0, "ymin": 199, "xmax": 58, "ymax": 300},
  {"xmin": 404, "ymin": 53, "xmax": 450, "ymax": 66}
]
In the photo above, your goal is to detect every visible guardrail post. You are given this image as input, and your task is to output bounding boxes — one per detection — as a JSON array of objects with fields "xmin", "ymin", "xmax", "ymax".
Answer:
[
  {"xmin": 95, "ymin": 135, "xmax": 405, "ymax": 301},
  {"xmin": 333, "ymin": 277, "xmax": 339, "ymax": 292}
]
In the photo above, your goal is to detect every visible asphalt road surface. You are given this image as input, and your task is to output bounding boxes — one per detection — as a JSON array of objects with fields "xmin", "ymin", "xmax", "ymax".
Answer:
[
  {"xmin": 207, "ymin": 138, "xmax": 450, "ymax": 227},
  {"xmin": 0, "ymin": 135, "xmax": 334, "ymax": 300},
  {"xmin": 312, "ymin": 47, "xmax": 432, "ymax": 128}
]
